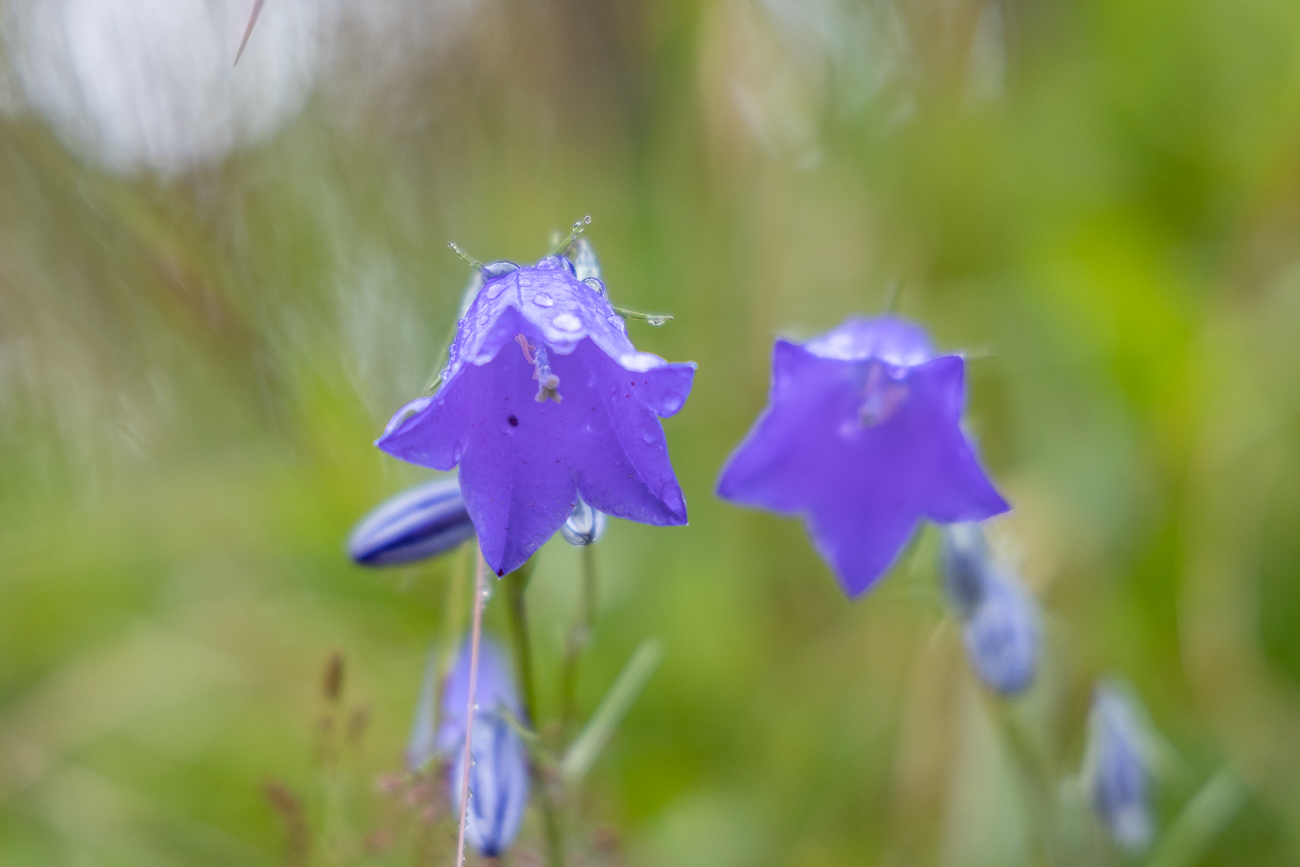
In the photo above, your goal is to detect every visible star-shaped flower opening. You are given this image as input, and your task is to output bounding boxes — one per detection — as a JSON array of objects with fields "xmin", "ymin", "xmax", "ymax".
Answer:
[
  {"xmin": 717, "ymin": 316, "xmax": 1009, "ymax": 598},
  {"xmin": 378, "ymin": 255, "xmax": 696, "ymax": 576}
]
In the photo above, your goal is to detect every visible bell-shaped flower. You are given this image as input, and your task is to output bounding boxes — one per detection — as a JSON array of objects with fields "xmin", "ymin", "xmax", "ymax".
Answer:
[
  {"xmin": 435, "ymin": 635, "xmax": 530, "ymax": 858},
  {"xmin": 348, "ymin": 477, "xmax": 475, "ymax": 567},
  {"xmin": 377, "ymin": 254, "xmax": 695, "ymax": 577},
  {"xmin": 941, "ymin": 523, "xmax": 1039, "ymax": 695},
  {"xmin": 1085, "ymin": 682, "xmax": 1156, "ymax": 852},
  {"xmin": 718, "ymin": 317, "xmax": 1009, "ymax": 597}
]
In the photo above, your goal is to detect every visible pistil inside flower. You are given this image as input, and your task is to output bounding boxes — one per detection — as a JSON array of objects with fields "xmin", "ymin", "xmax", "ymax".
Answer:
[
  {"xmin": 858, "ymin": 362, "xmax": 908, "ymax": 427},
  {"xmin": 516, "ymin": 333, "xmax": 562, "ymax": 403}
]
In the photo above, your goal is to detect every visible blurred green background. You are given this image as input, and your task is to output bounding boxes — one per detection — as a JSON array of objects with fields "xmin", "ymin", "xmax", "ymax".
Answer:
[{"xmin": 2, "ymin": 0, "xmax": 1300, "ymax": 864}]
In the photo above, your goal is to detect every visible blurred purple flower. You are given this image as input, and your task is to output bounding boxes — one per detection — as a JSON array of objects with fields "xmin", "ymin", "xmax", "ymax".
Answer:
[
  {"xmin": 718, "ymin": 317, "xmax": 1009, "ymax": 598},
  {"xmin": 378, "ymin": 255, "xmax": 695, "ymax": 577},
  {"xmin": 347, "ymin": 477, "xmax": 474, "ymax": 567},
  {"xmin": 1087, "ymin": 682, "xmax": 1155, "ymax": 852}
]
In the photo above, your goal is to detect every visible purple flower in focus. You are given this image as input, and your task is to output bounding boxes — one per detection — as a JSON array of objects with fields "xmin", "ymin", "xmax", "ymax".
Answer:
[
  {"xmin": 378, "ymin": 255, "xmax": 696, "ymax": 577},
  {"xmin": 347, "ymin": 477, "xmax": 475, "ymax": 567},
  {"xmin": 718, "ymin": 316, "xmax": 1009, "ymax": 597}
]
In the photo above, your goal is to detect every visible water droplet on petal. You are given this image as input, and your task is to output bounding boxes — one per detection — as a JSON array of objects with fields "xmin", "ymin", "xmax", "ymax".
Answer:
[
  {"xmin": 606, "ymin": 314, "xmax": 626, "ymax": 331},
  {"xmin": 486, "ymin": 280, "xmax": 509, "ymax": 299},
  {"xmin": 519, "ymin": 277, "xmax": 532, "ymax": 288},
  {"xmin": 533, "ymin": 293, "xmax": 554, "ymax": 308},
  {"xmin": 553, "ymin": 313, "xmax": 582, "ymax": 332},
  {"xmin": 478, "ymin": 314, "xmax": 490, "ymax": 325}
]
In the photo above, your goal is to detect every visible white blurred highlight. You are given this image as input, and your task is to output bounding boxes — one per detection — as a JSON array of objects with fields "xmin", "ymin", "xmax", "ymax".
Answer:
[{"xmin": 2, "ymin": 0, "xmax": 480, "ymax": 175}]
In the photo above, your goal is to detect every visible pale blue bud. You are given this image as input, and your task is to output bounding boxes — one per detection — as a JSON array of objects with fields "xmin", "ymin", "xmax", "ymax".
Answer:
[
  {"xmin": 1087, "ymin": 683, "xmax": 1155, "ymax": 852},
  {"xmin": 941, "ymin": 523, "xmax": 1039, "ymax": 696},
  {"xmin": 560, "ymin": 494, "xmax": 607, "ymax": 546}
]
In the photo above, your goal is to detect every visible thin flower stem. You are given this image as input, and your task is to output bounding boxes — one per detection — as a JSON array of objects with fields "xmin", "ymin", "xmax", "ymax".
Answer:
[
  {"xmin": 987, "ymin": 694, "xmax": 1059, "ymax": 866},
  {"xmin": 454, "ymin": 547, "xmax": 488, "ymax": 867},
  {"xmin": 561, "ymin": 545, "xmax": 599, "ymax": 733},
  {"xmin": 503, "ymin": 563, "xmax": 567, "ymax": 867}
]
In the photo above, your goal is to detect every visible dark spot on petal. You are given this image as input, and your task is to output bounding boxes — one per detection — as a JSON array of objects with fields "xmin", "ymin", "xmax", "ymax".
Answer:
[
  {"xmin": 507, "ymin": 414, "xmax": 518, "ymax": 426},
  {"xmin": 497, "ymin": 568, "xmax": 504, "ymax": 576}
]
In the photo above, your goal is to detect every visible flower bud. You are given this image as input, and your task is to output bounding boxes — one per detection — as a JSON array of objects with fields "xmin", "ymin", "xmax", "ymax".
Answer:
[
  {"xmin": 941, "ymin": 522, "xmax": 990, "ymax": 617},
  {"xmin": 560, "ymin": 494, "xmax": 607, "ymax": 546},
  {"xmin": 438, "ymin": 636, "xmax": 530, "ymax": 858},
  {"xmin": 450, "ymin": 713, "xmax": 530, "ymax": 857},
  {"xmin": 348, "ymin": 477, "xmax": 475, "ymax": 567},
  {"xmin": 960, "ymin": 569, "xmax": 1038, "ymax": 695},
  {"xmin": 940, "ymin": 523, "xmax": 1039, "ymax": 696},
  {"xmin": 1086, "ymin": 683, "xmax": 1155, "ymax": 852}
]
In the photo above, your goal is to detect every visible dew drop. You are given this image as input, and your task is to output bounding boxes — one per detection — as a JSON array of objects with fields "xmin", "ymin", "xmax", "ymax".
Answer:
[
  {"xmin": 486, "ymin": 280, "xmax": 508, "ymax": 300},
  {"xmin": 478, "ymin": 314, "xmax": 490, "ymax": 325},
  {"xmin": 647, "ymin": 314, "xmax": 670, "ymax": 327},
  {"xmin": 553, "ymin": 312, "xmax": 582, "ymax": 332},
  {"xmin": 533, "ymin": 293, "xmax": 554, "ymax": 308},
  {"xmin": 518, "ymin": 277, "xmax": 532, "ymax": 288},
  {"xmin": 607, "ymin": 314, "xmax": 626, "ymax": 331}
]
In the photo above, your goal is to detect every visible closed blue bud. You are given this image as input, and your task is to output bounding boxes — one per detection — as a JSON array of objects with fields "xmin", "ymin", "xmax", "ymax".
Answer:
[
  {"xmin": 960, "ymin": 569, "xmax": 1038, "ymax": 695},
  {"xmin": 560, "ymin": 493, "xmax": 607, "ymax": 547},
  {"xmin": 438, "ymin": 636, "xmax": 530, "ymax": 858},
  {"xmin": 348, "ymin": 477, "xmax": 475, "ymax": 567},
  {"xmin": 1086, "ymin": 683, "xmax": 1154, "ymax": 852},
  {"xmin": 451, "ymin": 713, "xmax": 530, "ymax": 857},
  {"xmin": 941, "ymin": 522, "xmax": 990, "ymax": 617},
  {"xmin": 941, "ymin": 523, "xmax": 1039, "ymax": 696}
]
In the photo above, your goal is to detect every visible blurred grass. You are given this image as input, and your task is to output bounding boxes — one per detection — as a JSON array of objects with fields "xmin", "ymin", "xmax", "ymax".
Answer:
[{"xmin": 2, "ymin": 0, "xmax": 1300, "ymax": 864}]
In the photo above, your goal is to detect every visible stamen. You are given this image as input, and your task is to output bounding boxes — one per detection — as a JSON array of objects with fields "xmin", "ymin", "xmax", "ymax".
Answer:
[
  {"xmin": 515, "ymin": 333, "xmax": 537, "ymax": 364},
  {"xmin": 533, "ymin": 346, "xmax": 562, "ymax": 403},
  {"xmin": 858, "ymin": 363, "xmax": 908, "ymax": 427}
]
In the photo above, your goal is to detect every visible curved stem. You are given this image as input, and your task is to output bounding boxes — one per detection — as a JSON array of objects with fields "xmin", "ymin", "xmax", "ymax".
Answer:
[{"xmin": 454, "ymin": 547, "xmax": 487, "ymax": 867}]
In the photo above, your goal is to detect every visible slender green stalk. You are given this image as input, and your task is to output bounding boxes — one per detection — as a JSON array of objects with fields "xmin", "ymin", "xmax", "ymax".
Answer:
[
  {"xmin": 503, "ymin": 560, "xmax": 566, "ymax": 867},
  {"xmin": 1145, "ymin": 768, "xmax": 1247, "ymax": 867},
  {"xmin": 988, "ymin": 694, "xmax": 1060, "ymax": 867},
  {"xmin": 561, "ymin": 545, "xmax": 599, "ymax": 733}
]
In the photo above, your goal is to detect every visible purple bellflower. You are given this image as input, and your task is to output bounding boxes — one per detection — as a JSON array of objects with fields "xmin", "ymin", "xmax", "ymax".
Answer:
[
  {"xmin": 377, "ymin": 253, "xmax": 695, "ymax": 577},
  {"xmin": 941, "ymin": 523, "xmax": 1039, "ymax": 695},
  {"xmin": 718, "ymin": 316, "xmax": 1010, "ymax": 597},
  {"xmin": 347, "ymin": 477, "xmax": 475, "ymax": 567},
  {"xmin": 1086, "ymin": 682, "xmax": 1155, "ymax": 852}
]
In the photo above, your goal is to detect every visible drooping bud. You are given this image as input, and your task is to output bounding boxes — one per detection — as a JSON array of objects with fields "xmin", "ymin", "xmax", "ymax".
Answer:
[
  {"xmin": 450, "ymin": 713, "xmax": 530, "ymax": 857},
  {"xmin": 1085, "ymin": 682, "xmax": 1155, "ymax": 852},
  {"xmin": 348, "ymin": 477, "xmax": 475, "ymax": 567},
  {"xmin": 572, "ymin": 237, "xmax": 601, "ymax": 283},
  {"xmin": 439, "ymin": 636, "xmax": 529, "ymax": 858},
  {"xmin": 940, "ymin": 523, "xmax": 1039, "ymax": 696},
  {"xmin": 560, "ymin": 493, "xmax": 607, "ymax": 546},
  {"xmin": 960, "ymin": 569, "xmax": 1038, "ymax": 695}
]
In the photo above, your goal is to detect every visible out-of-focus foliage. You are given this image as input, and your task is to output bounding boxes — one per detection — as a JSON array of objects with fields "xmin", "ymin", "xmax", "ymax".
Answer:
[{"xmin": 1, "ymin": 0, "xmax": 1299, "ymax": 864}]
